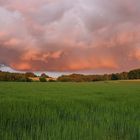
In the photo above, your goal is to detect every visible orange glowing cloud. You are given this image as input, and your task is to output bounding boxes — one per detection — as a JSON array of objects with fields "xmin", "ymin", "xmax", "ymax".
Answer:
[
  {"xmin": 0, "ymin": 0, "xmax": 140, "ymax": 73},
  {"xmin": 11, "ymin": 63, "xmax": 32, "ymax": 71},
  {"xmin": 67, "ymin": 58, "xmax": 118, "ymax": 71}
]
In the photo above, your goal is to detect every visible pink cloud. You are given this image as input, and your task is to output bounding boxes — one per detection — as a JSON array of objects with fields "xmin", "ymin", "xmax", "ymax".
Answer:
[{"xmin": 0, "ymin": 0, "xmax": 140, "ymax": 73}]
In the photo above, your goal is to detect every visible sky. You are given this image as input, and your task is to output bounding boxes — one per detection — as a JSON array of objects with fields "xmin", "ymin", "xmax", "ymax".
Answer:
[{"xmin": 0, "ymin": 0, "xmax": 140, "ymax": 74}]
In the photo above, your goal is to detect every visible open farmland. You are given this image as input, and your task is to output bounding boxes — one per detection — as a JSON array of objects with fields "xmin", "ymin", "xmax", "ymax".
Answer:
[{"xmin": 0, "ymin": 81, "xmax": 139, "ymax": 140}]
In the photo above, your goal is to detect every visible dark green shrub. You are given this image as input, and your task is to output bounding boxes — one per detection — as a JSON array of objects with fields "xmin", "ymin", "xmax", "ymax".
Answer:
[{"xmin": 39, "ymin": 77, "xmax": 47, "ymax": 82}]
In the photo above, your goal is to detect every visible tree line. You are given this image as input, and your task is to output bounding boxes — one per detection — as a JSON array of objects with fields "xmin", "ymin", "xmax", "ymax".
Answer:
[
  {"xmin": 0, "ymin": 71, "xmax": 54, "ymax": 82},
  {"xmin": 57, "ymin": 69, "xmax": 140, "ymax": 82},
  {"xmin": 0, "ymin": 68, "xmax": 140, "ymax": 82},
  {"xmin": 0, "ymin": 71, "xmax": 35, "ymax": 82}
]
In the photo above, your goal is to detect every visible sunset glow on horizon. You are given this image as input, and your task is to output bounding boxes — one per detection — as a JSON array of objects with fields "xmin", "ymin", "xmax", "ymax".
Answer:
[{"xmin": 0, "ymin": 0, "xmax": 140, "ymax": 73}]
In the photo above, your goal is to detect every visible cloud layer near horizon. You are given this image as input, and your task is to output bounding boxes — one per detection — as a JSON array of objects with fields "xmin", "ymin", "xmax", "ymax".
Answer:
[{"xmin": 0, "ymin": 0, "xmax": 140, "ymax": 72}]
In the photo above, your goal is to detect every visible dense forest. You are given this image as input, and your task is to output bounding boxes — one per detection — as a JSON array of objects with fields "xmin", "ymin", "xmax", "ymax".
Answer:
[
  {"xmin": 58, "ymin": 69, "xmax": 140, "ymax": 82},
  {"xmin": 0, "ymin": 68, "xmax": 140, "ymax": 82},
  {"xmin": 0, "ymin": 72, "xmax": 35, "ymax": 82}
]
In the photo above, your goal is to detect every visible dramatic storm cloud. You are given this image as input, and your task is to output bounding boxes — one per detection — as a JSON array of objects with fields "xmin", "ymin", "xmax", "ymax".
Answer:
[{"xmin": 0, "ymin": 0, "xmax": 140, "ymax": 73}]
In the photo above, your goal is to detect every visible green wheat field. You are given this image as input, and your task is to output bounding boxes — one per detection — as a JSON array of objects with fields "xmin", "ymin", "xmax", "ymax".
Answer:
[{"xmin": 0, "ymin": 81, "xmax": 140, "ymax": 140}]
